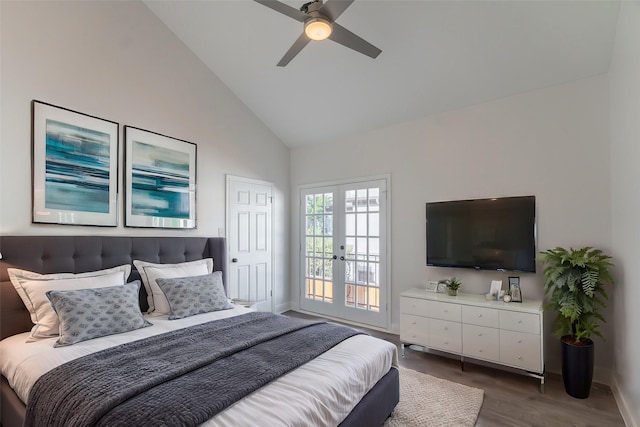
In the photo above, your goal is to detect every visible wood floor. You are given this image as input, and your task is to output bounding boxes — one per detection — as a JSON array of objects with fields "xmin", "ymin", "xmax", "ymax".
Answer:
[{"xmin": 284, "ymin": 311, "xmax": 626, "ymax": 427}]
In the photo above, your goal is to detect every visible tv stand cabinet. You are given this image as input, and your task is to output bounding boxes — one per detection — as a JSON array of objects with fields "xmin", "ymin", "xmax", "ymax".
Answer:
[{"xmin": 400, "ymin": 288, "xmax": 545, "ymax": 392}]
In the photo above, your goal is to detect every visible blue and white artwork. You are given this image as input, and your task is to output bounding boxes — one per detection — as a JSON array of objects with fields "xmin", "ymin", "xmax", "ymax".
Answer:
[
  {"xmin": 131, "ymin": 141, "xmax": 190, "ymax": 219},
  {"xmin": 45, "ymin": 119, "xmax": 111, "ymax": 213},
  {"xmin": 32, "ymin": 101, "xmax": 119, "ymax": 226},
  {"xmin": 125, "ymin": 126, "xmax": 196, "ymax": 229}
]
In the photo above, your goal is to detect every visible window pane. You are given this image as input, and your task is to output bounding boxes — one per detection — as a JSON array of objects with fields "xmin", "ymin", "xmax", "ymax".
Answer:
[
  {"xmin": 357, "ymin": 189, "xmax": 367, "ymax": 212},
  {"xmin": 324, "ymin": 193, "xmax": 333, "ymax": 213},
  {"xmin": 306, "ymin": 195, "xmax": 315, "ymax": 214},
  {"xmin": 346, "ymin": 213, "xmax": 355, "ymax": 236},
  {"xmin": 324, "ymin": 215, "xmax": 333, "ymax": 236},
  {"xmin": 368, "ymin": 212, "xmax": 379, "ymax": 236},
  {"xmin": 345, "ymin": 237, "xmax": 356, "ymax": 259},
  {"xmin": 345, "ymin": 190, "xmax": 355, "ymax": 212},
  {"xmin": 357, "ymin": 213, "xmax": 367, "ymax": 236},
  {"xmin": 369, "ymin": 188, "xmax": 380, "ymax": 212},
  {"xmin": 345, "ymin": 284, "xmax": 355, "ymax": 307}
]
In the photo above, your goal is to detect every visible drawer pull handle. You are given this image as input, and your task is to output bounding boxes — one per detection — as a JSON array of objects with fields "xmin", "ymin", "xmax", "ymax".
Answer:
[
  {"xmin": 444, "ymin": 341, "xmax": 448, "ymax": 345},
  {"xmin": 479, "ymin": 349, "xmax": 483, "ymax": 353},
  {"xmin": 412, "ymin": 322, "xmax": 416, "ymax": 325},
  {"xmin": 478, "ymin": 333, "xmax": 482, "ymax": 337},
  {"xmin": 518, "ymin": 340, "xmax": 522, "ymax": 344},
  {"xmin": 478, "ymin": 314, "xmax": 483, "ymax": 317},
  {"xmin": 518, "ymin": 356, "xmax": 523, "ymax": 360},
  {"xmin": 518, "ymin": 320, "xmax": 522, "ymax": 324}
]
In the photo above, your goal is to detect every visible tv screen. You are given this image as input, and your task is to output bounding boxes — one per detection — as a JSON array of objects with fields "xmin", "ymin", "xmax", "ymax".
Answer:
[{"xmin": 426, "ymin": 196, "xmax": 536, "ymax": 273}]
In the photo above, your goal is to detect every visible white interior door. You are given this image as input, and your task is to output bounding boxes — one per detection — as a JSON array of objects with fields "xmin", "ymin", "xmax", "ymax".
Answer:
[
  {"xmin": 300, "ymin": 178, "xmax": 388, "ymax": 328},
  {"xmin": 227, "ymin": 176, "xmax": 273, "ymax": 311}
]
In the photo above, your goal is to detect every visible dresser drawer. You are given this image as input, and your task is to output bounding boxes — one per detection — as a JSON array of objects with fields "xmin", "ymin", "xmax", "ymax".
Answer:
[
  {"xmin": 462, "ymin": 305, "xmax": 499, "ymax": 327},
  {"xmin": 428, "ymin": 319, "xmax": 462, "ymax": 354},
  {"xmin": 500, "ymin": 330, "xmax": 542, "ymax": 373},
  {"xmin": 400, "ymin": 297, "xmax": 430, "ymax": 316},
  {"xmin": 500, "ymin": 310, "xmax": 540, "ymax": 334},
  {"xmin": 400, "ymin": 314, "xmax": 429, "ymax": 346},
  {"xmin": 463, "ymin": 324, "xmax": 500, "ymax": 362},
  {"xmin": 427, "ymin": 301, "xmax": 461, "ymax": 322}
]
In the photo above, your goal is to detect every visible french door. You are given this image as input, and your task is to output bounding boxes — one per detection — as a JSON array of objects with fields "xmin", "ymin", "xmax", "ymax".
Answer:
[{"xmin": 300, "ymin": 178, "xmax": 388, "ymax": 328}]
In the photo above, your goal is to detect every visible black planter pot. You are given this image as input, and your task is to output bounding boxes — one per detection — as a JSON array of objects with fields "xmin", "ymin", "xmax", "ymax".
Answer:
[{"xmin": 561, "ymin": 336, "xmax": 594, "ymax": 399}]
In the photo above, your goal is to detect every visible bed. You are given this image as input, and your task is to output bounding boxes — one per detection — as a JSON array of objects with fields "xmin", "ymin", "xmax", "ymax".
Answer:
[{"xmin": 0, "ymin": 236, "xmax": 399, "ymax": 427}]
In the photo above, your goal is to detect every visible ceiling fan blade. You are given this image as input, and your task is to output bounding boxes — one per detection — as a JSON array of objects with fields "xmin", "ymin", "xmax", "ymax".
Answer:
[
  {"xmin": 319, "ymin": 0, "xmax": 354, "ymax": 22},
  {"xmin": 254, "ymin": 0, "xmax": 308, "ymax": 22},
  {"xmin": 328, "ymin": 22, "xmax": 382, "ymax": 59},
  {"xmin": 277, "ymin": 33, "xmax": 311, "ymax": 66}
]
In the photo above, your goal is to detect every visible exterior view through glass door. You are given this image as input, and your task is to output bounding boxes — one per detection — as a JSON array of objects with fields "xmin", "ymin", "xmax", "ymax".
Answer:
[{"xmin": 300, "ymin": 178, "xmax": 388, "ymax": 329}]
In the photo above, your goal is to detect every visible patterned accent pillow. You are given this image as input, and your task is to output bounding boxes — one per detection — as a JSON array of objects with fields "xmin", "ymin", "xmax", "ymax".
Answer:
[
  {"xmin": 46, "ymin": 281, "xmax": 151, "ymax": 347},
  {"xmin": 133, "ymin": 259, "xmax": 213, "ymax": 315},
  {"xmin": 7, "ymin": 266, "xmax": 130, "ymax": 341},
  {"xmin": 156, "ymin": 272, "xmax": 233, "ymax": 320}
]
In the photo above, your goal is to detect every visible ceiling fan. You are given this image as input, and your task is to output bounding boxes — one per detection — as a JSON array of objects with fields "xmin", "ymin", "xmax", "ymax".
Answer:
[{"xmin": 254, "ymin": 0, "xmax": 382, "ymax": 66}]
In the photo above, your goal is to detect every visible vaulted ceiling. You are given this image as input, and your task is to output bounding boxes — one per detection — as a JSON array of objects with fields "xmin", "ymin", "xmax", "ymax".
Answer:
[{"xmin": 144, "ymin": 1, "xmax": 620, "ymax": 148}]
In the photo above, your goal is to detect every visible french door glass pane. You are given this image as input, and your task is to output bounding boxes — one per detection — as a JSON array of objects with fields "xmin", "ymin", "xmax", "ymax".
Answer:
[{"xmin": 304, "ymin": 191, "xmax": 334, "ymax": 304}]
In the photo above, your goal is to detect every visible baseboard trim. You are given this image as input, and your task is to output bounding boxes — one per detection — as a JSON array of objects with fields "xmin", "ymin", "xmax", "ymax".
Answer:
[
  {"xmin": 275, "ymin": 302, "xmax": 291, "ymax": 314},
  {"xmin": 611, "ymin": 377, "xmax": 638, "ymax": 427}
]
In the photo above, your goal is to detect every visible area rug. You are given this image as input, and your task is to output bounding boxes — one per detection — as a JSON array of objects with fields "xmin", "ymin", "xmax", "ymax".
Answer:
[{"xmin": 384, "ymin": 367, "xmax": 484, "ymax": 427}]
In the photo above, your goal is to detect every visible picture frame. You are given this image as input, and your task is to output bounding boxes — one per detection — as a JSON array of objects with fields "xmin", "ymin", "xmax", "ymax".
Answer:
[
  {"xmin": 124, "ymin": 126, "xmax": 197, "ymax": 229},
  {"xmin": 489, "ymin": 280, "xmax": 503, "ymax": 299},
  {"xmin": 436, "ymin": 281, "xmax": 448, "ymax": 294},
  {"xmin": 423, "ymin": 281, "xmax": 439, "ymax": 292},
  {"xmin": 32, "ymin": 100, "xmax": 119, "ymax": 226},
  {"xmin": 509, "ymin": 276, "xmax": 522, "ymax": 302}
]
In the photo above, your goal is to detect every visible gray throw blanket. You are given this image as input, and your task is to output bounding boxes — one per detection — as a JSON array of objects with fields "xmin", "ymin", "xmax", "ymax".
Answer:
[{"xmin": 25, "ymin": 312, "xmax": 362, "ymax": 427}]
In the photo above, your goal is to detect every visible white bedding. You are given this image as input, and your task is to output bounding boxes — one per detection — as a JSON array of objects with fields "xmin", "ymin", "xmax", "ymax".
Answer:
[{"xmin": 0, "ymin": 306, "xmax": 398, "ymax": 426}]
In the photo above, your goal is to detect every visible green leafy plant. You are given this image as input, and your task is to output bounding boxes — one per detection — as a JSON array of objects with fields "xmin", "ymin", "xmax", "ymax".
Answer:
[
  {"xmin": 539, "ymin": 247, "xmax": 613, "ymax": 344},
  {"xmin": 444, "ymin": 277, "xmax": 462, "ymax": 291}
]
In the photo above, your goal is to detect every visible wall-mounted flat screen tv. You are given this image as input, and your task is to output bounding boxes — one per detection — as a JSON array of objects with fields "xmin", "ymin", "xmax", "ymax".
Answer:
[{"xmin": 426, "ymin": 196, "xmax": 536, "ymax": 273}]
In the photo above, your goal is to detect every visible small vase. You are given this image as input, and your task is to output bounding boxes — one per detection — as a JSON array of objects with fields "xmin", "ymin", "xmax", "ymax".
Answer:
[{"xmin": 447, "ymin": 288, "xmax": 458, "ymax": 296}]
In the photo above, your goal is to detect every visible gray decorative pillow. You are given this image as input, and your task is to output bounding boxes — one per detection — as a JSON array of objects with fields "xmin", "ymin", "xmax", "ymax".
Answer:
[
  {"xmin": 156, "ymin": 271, "xmax": 233, "ymax": 320},
  {"xmin": 46, "ymin": 281, "xmax": 151, "ymax": 347}
]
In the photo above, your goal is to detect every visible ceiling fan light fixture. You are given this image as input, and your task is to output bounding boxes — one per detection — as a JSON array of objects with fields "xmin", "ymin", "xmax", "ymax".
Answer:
[{"xmin": 304, "ymin": 17, "xmax": 332, "ymax": 41}]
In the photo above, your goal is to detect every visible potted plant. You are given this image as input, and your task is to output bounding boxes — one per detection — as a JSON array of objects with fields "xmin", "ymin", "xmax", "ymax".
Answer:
[
  {"xmin": 443, "ymin": 277, "xmax": 462, "ymax": 296},
  {"xmin": 539, "ymin": 246, "xmax": 613, "ymax": 399}
]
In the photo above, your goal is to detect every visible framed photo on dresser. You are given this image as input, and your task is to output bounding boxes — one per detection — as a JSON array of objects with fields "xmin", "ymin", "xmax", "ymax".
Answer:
[{"xmin": 509, "ymin": 276, "xmax": 522, "ymax": 302}]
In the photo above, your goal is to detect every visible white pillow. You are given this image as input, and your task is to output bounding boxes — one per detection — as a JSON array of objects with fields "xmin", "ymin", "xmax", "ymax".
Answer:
[
  {"xmin": 7, "ymin": 265, "xmax": 131, "ymax": 341},
  {"xmin": 133, "ymin": 259, "xmax": 213, "ymax": 315}
]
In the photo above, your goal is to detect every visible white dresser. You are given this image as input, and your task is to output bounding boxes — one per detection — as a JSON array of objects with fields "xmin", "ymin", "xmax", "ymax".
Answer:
[{"xmin": 400, "ymin": 288, "xmax": 544, "ymax": 390}]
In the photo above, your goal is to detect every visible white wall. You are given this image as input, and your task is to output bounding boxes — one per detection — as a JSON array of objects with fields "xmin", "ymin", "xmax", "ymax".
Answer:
[
  {"xmin": 0, "ymin": 1, "xmax": 290, "ymax": 311},
  {"xmin": 609, "ymin": 2, "xmax": 640, "ymax": 426},
  {"xmin": 290, "ymin": 76, "xmax": 613, "ymax": 381}
]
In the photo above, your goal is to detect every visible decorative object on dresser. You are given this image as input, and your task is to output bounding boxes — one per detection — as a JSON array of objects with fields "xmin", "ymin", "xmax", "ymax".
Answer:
[
  {"xmin": 508, "ymin": 276, "xmax": 522, "ymax": 302},
  {"xmin": 539, "ymin": 246, "xmax": 613, "ymax": 399},
  {"xmin": 488, "ymin": 280, "xmax": 502, "ymax": 300},
  {"xmin": 443, "ymin": 277, "xmax": 462, "ymax": 296},
  {"xmin": 32, "ymin": 100, "xmax": 119, "ymax": 226},
  {"xmin": 400, "ymin": 288, "xmax": 545, "ymax": 391},
  {"xmin": 124, "ymin": 126, "xmax": 197, "ymax": 229}
]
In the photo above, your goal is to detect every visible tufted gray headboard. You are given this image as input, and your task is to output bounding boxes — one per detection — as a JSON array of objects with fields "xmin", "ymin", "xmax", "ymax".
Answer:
[{"xmin": 0, "ymin": 236, "xmax": 227, "ymax": 340}]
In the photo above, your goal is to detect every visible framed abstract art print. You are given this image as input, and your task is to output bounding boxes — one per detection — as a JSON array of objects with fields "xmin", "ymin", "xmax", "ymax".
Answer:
[
  {"xmin": 32, "ymin": 100, "xmax": 119, "ymax": 226},
  {"xmin": 124, "ymin": 126, "xmax": 196, "ymax": 229}
]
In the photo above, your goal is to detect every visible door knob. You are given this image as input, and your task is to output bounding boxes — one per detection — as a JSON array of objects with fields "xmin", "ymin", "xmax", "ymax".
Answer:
[
  {"xmin": 232, "ymin": 258, "xmax": 238, "ymax": 263},
  {"xmin": 332, "ymin": 255, "xmax": 338, "ymax": 260},
  {"xmin": 340, "ymin": 256, "xmax": 345, "ymax": 261}
]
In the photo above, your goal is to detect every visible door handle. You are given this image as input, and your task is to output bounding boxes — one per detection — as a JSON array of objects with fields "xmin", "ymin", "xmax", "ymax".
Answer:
[{"xmin": 232, "ymin": 258, "xmax": 238, "ymax": 263}]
